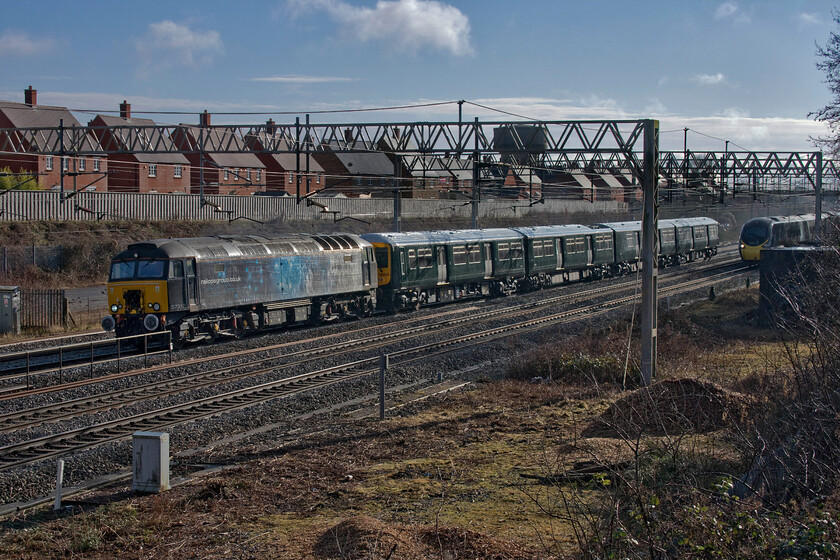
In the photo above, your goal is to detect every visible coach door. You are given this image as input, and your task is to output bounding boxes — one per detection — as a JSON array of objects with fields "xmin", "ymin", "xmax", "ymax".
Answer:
[
  {"xmin": 556, "ymin": 239, "xmax": 563, "ymax": 269},
  {"xmin": 362, "ymin": 248, "xmax": 372, "ymax": 287},
  {"xmin": 483, "ymin": 243, "xmax": 493, "ymax": 277},
  {"xmin": 186, "ymin": 258, "xmax": 199, "ymax": 307},
  {"xmin": 437, "ymin": 246, "xmax": 447, "ymax": 284}
]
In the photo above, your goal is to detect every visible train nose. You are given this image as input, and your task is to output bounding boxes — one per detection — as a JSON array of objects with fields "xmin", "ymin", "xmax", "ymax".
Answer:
[{"xmin": 123, "ymin": 289, "xmax": 143, "ymax": 313}]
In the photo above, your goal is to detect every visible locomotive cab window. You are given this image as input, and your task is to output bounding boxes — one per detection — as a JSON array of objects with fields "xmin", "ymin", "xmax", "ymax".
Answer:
[
  {"xmin": 170, "ymin": 260, "xmax": 184, "ymax": 278},
  {"xmin": 137, "ymin": 259, "xmax": 166, "ymax": 279},
  {"xmin": 374, "ymin": 247, "xmax": 390, "ymax": 269},
  {"xmin": 110, "ymin": 261, "xmax": 135, "ymax": 280}
]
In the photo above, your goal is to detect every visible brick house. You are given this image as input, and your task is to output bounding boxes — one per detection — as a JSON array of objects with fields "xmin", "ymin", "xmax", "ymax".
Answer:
[
  {"xmin": 314, "ymin": 133, "xmax": 397, "ymax": 197},
  {"xmin": 245, "ymin": 122, "xmax": 325, "ymax": 196},
  {"xmin": 170, "ymin": 114, "xmax": 266, "ymax": 195},
  {"xmin": 88, "ymin": 102, "xmax": 190, "ymax": 194},
  {"xmin": 0, "ymin": 87, "xmax": 107, "ymax": 192}
]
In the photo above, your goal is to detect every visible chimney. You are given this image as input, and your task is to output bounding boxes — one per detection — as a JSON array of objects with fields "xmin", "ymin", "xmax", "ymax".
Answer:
[
  {"xmin": 200, "ymin": 110, "xmax": 211, "ymax": 127},
  {"xmin": 266, "ymin": 118, "xmax": 276, "ymax": 135},
  {"xmin": 344, "ymin": 128, "xmax": 353, "ymax": 143},
  {"xmin": 119, "ymin": 100, "xmax": 131, "ymax": 119},
  {"xmin": 24, "ymin": 86, "xmax": 36, "ymax": 106}
]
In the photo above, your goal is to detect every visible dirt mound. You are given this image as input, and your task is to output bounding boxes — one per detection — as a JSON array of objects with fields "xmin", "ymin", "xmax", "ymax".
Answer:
[
  {"xmin": 419, "ymin": 526, "xmax": 541, "ymax": 560},
  {"xmin": 584, "ymin": 377, "xmax": 752, "ymax": 438},
  {"xmin": 314, "ymin": 516, "xmax": 541, "ymax": 559},
  {"xmin": 314, "ymin": 516, "xmax": 419, "ymax": 559}
]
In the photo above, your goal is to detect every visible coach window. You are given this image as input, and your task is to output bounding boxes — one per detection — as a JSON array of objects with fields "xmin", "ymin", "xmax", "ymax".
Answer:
[
  {"xmin": 533, "ymin": 240, "xmax": 543, "ymax": 258},
  {"xmin": 544, "ymin": 239, "xmax": 554, "ymax": 257},
  {"xmin": 418, "ymin": 248, "xmax": 433, "ymax": 269},
  {"xmin": 408, "ymin": 249, "xmax": 417, "ymax": 269},
  {"xmin": 170, "ymin": 260, "xmax": 184, "ymax": 278},
  {"xmin": 498, "ymin": 242, "xmax": 510, "ymax": 261},
  {"xmin": 453, "ymin": 246, "xmax": 467, "ymax": 265},
  {"xmin": 511, "ymin": 242, "xmax": 523, "ymax": 260},
  {"xmin": 468, "ymin": 245, "xmax": 481, "ymax": 264}
]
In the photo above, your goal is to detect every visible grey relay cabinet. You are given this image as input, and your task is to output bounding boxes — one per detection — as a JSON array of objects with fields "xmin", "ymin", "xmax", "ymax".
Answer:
[{"xmin": 0, "ymin": 287, "xmax": 20, "ymax": 335}]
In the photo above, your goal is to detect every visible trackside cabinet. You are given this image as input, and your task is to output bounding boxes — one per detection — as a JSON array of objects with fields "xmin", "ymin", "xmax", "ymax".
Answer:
[
  {"xmin": 0, "ymin": 286, "xmax": 20, "ymax": 335},
  {"xmin": 132, "ymin": 431, "xmax": 170, "ymax": 493}
]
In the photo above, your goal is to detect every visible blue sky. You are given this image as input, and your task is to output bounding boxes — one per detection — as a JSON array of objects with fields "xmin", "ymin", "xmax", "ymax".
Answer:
[{"xmin": 0, "ymin": 0, "xmax": 836, "ymax": 152}]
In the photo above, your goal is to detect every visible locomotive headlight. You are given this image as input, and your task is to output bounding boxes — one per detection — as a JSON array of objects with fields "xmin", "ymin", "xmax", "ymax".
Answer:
[
  {"xmin": 152, "ymin": 302, "xmax": 161, "ymax": 311},
  {"xmin": 111, "ymin": 304, "xmax": 119, "ymax": 313}
]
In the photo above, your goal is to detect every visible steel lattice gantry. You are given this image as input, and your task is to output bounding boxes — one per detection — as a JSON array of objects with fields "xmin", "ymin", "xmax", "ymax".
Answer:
[{"xmin": 2, "ymin": 120, "xmax": 836, "ymax": 184}]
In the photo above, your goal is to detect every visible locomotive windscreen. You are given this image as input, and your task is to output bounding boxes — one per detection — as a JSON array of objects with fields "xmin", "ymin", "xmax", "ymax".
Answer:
[
  {"xmin": 741, "ymin": 223, "xmax": 769, "ymax": 245},
  {"xmin": 109, "ymin": 259, "xmax": 167, "ymax": 280}
]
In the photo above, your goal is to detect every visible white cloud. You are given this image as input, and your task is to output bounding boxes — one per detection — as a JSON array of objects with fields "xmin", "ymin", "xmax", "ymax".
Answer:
[
  {"xmin": 135, "ymin": 21, "xmax": 224, "ymax": 74},
  {"xmin": 692, "ymin": 73, "xmax": 726, "ymax": 85},
  {"xmin": 714, "ymin": 2, "xmax": 738, "ymax": 20},
  {"xmin": 797, "ymin": 12, "xmax": 820, "ymax": 25},
  {"xmin": 0, "ymin": 30, "xmax": 53, "ymax": 57},
  {"xmin": 714, "ymin": 2, "xmax": 751, "ymax": 23},
  {"xmin": 250, "ymin": 75, "xmax": 357, "ymax": 83},
  {"xmin": 287, "ymin": 0, "xmax": 474, "ymax": 56}
]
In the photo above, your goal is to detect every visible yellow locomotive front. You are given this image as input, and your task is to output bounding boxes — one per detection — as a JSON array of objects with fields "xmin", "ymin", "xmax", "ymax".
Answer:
[
  {"xmin": 102, "ymin": 253, "xmax": 170, "ymax": 336},
  {"xmin": 739, "ymin": 217, "xmax": 773, "ymax": 261}
]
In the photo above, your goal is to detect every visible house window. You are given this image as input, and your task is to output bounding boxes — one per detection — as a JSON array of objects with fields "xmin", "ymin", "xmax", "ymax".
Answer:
[
  {"xmin": 289, "ymin": 172, "xmax": 294, "ymax": 184},
  {"xmin": 174, "ymin": 164, "xmax": 182, "ymax": 178},
  {"xmin": 233, "ymin": 168, "xmax": 239, "ymax": 181},
  {"xmin": 356, "ymin": 177, "xmax": 362, "ymax": 186},
  {"xmin": 256, "ymin": 170, "xmax": 261, "ymax": 182},
  {"xmin": 61, "ymin": 157, "xmax": 69, "ymax": 172},
  {"xmin": 45, "ymin": 156, "xmax": 53, "ymax": 171},
  {"xmin": 148, "ymin": 164, "xmax": 157, "ymax": 178},
  {"xmin": 224, "ymin": 169, "xmax": 229, "ymax": 181},
  {"xmin": 78, "ymin": 158, "xmax": 86, "ymax": 172},
  {"xmin": 316, "ymin": 173, "xmax": 321, "ymax": 184},
  {"xmin": 367, "ymin": 177, "xmax": 373, "ymax": 186},
  {"xmin": 93, "ymin": 157, "xmax": 100, "ymax": 172},
  {"xmin": 247, "ymin": 169, "xmax": 251, "ymax": 182}
]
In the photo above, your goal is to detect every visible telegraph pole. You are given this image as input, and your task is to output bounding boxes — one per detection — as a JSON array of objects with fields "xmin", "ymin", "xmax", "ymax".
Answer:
[
  {"xmin": 471, "ymin": 117, "xmax": 479, "ymax": 229},
  {"xmin": 641, "ymin": 119, "xmax": 660, "ymax": 387},
  {"xmin": 816, "ymin": 151, "xmax": 823, "ymax": 239}
]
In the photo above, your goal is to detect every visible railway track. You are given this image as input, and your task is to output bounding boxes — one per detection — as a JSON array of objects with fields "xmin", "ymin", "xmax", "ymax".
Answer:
[
  {"xmin": 0, "ymin": 256, "xmax": 744, "ymax": 417},
  {"xmin": 0, "ymin": 260, "xmax": 750, "ymax": 472}
]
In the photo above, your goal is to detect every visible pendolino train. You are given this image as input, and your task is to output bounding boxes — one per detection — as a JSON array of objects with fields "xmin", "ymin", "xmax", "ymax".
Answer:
[
  {"xmin": 102, "ymin": 217, "xmax": 719, "ymax": 344},
  {"xmin": 739, "ymin": 212, "xmax": 839, "ymax": 261}
]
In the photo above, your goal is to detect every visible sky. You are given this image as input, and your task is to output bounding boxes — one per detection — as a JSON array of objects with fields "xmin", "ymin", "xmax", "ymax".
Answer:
[{"xmin": 0, "ymin": 0, "xmax": 837, "ymax": 153}]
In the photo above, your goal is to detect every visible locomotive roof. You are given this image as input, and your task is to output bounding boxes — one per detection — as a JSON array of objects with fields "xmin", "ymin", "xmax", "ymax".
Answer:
[
  {"xmin": 362, "ymin": 228, "xmax": 521, "ymax": 246},
  {"xmin": 116, "ymin": 233, "xmax": 370, "ymax": 261}
]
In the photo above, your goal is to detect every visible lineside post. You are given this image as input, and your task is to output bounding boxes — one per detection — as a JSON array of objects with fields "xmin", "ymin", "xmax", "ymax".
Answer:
[
  {"xmin": 379, "ymin": 352, "xmax": 389, "ymax": 421},
  {"xmin": 54, "ymin": 459, "xmax": 64, "ymax": 511},
  {"xmin": 816, "ymin": 151, "xmax": 823, "ymax": 239},
  {"xmin": 641, "ymin": 119, "xmax": 660, "ymax": 387}
]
